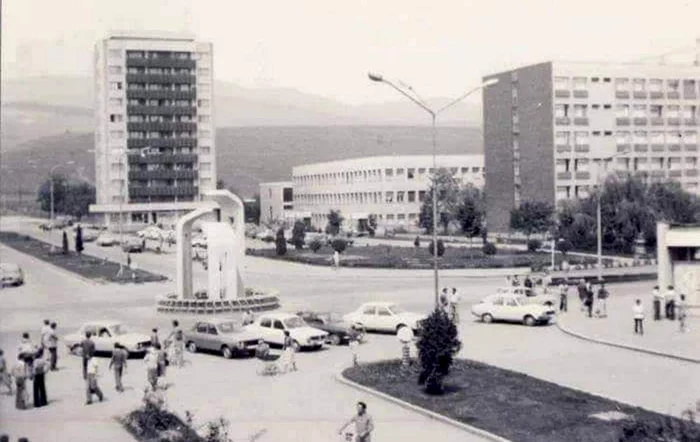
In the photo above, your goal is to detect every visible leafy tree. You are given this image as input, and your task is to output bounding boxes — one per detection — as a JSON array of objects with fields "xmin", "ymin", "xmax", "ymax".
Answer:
[
  {"xmin": 416, "ymin": 309, "xmax": 461, "ymax": 395},
  {"xmin": 309, "ymin": 238, "xmax": 323, "ymax": 253},
  {"xmin": 456, "ymin": 185, "xmax": 485, "ymax": 244},
  {"xmin": 527, "ymin": 239, "xmax": 542, "ymax": 252},
  {"xmin": 275, "ymin": 228, "xmax": 287, "ymax": 256},
  {"xmin": 331, "ymin": 238, "xmax": 347, "ymax": 253},
  {"xmin": 62, "ymin": 231, "xmax": 69, "ymax": 254},
  {"xmin": 291, "ymin": 221, "xmax": 306, "ymax": 250},
  {"xmin": 510, "ymin": 200, "xmax": 555, "ymax": 239},
  {"xmin": 427, "ymin": 239, "xmax": 445, "ymax": 257},
  {"xmin": 419, "ymin": 169, "xmax": 461, "ymax": 234},
  {"xmin": 37, "ymin": 175, "xmax": 96, "ymax": 220},
  {"xmin": 325, "ymin": 210, "xmax": 344, "ymax": 236},
  {"xmin": 619, "ymin": 400, "xmax": 700, "ymax": 441},
  {"xmin": 75, "ymin": 225, "xmax": 84, "ymax": 254}
]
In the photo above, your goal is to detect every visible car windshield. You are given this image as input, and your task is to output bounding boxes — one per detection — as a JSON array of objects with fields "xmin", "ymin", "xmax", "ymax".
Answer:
[
  {"xmin": 387, "ymin": 305, "xmax": 404, "ymax": 314},
  {"xmin": 110, "ymin": 324, "xmax": 127, "ymax": 335},
  {"xmin": 283, "ymin": 317, "xmax": 306, "ymax": 329},
  {"xmin": 217, "ymin": 322, "xmax": 242, "ymax": 333}
]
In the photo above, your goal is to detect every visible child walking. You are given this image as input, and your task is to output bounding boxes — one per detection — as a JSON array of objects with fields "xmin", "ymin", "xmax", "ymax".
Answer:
[{"xmin": 633, "ymin": 299, "xmax": 645, "ymax": 335}]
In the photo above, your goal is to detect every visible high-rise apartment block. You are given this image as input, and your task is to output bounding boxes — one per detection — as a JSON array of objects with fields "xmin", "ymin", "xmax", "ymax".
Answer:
[
  {"xmin": 483, "ymin": 61, "xmax": 700, "ymax": 233},
  {"xmin": 90, "ymin": 31, "xmax": 216, "ymax": 228}
]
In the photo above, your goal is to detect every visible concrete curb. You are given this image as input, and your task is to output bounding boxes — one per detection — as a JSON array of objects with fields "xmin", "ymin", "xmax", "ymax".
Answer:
[
  {"xmin": 335, "ymin": 370, "xmax": 512, "ymax": 442},
  {"xmin": 0, "ymin": 242, "xmax": 99, "ymax": 287},
  {"xmin": 556, "ymin": 320, "xmax": 700, "ymax": 364}
]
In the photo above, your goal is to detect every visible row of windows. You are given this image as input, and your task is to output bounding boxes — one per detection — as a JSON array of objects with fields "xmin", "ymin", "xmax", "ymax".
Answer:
[
  {"xmin": 120, "ymin": 131, "xmax": 212, "ymax": 139},
  {"xmin": 126, "ymin": 83, "xmax": 204, "ymax": 92},
  {"xmin": 309, "ymin": 212, "xmax": 420, "ymax": 223},
  {"xmin": 557, "ymin": 180, "xmax": 699, "ymax": 200},
  {"xmin": 119, "ymin": 115, "xmax": 203, "ymax": 123},
  {"xmin": 555, "ymin": 130, "xmax": 699, "ymax": 145},
  {"xmin": 556, "ymin": 157, "xmax": 698, "ymax": 173},
  {"xmin": 555, "ymin": 104, "xmax": 698, "ymax": 119},
  {"xmin": 125, "ymin": 99, "xmax": 201, "ymax": 107},
  {"xmin": 296, "ymin": 190, "xmax": 429, "ymax": 205},
  {"xmin": 126, "ymin": 51, "xmax": 192, "ymax": 60},
  {"xmin": 554, "ymin": 76, "xmax": 699, "ymax": 93},
  {"xmin": 293, "ymin": 166, "xmax": 483, "ymax": 186},
  {"xmin": 129, "ymin": 179, "xmax": 197, "ymax": 187}
]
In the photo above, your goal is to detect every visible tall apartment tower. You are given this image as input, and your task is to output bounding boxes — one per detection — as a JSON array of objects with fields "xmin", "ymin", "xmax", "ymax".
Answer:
[
  {"xmin": 483, "ymin": 61, "xmax": 700, "ymax": 233},
  {"xmin": 90, "ymin": 31, "xmax": 216, "ymax": 228}
]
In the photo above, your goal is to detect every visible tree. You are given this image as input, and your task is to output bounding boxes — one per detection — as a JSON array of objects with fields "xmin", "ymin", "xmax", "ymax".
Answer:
[
  {"xmin": 419, "ymin": 169, "xmax": 461, "ymax": 234},
  {"xmin": 291, "ymin": 221, "xmax": 306, "ymax": 250},
  {"xmin": 482, "ymin": 242, "xmax": 497, "ymax": 255},
  {"xmin": 309, "ymin": 238, "xmax": 323, "ymax": 253},
  {"xmin": 62, "ymin": 231, "xmax": 69, "ymax": 255},
  {"xmin": 37, "ymin": 175, "xmax": 96, "ymax": 220},
  {"xmin": 416, "ymin": 309, "xmax": 461, "ymax": 395},
  {"xmin": 325, "ymin": 210, "xmax": 344, "ymax": 236},
  {"xmin": 75, "ymin": 225, "xmax": 84, "ymax": 254},
  {"xmin": 275, "ymin": 228, "xmax": 287, "ymax": 256},
  {"xmin": 414, "ymin": 236, "xmax": 421, "ymax": 248},
  {"xmin": 510, "ymin": 200, "xmax": 555, "ymax": 239},
  {"xmin": 456, "ymin": 185, "xmax": 485, "ymax": 244},
  {"xmin": 331, "ymin": 238, "xmax": 348, "ymax": 253},
  {"xmin": 216, "ymin": 179, "xmax": 226, "ymax": 190}
]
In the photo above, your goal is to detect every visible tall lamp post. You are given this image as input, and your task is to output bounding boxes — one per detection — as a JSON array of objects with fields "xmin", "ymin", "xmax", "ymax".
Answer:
[
  {"xmin": 368, "ymin": 73, "xmax": 499, "ymax": 307},
  {"xmin": 595, "ymin": 149, "xmax": 630, "ymax": 281}
]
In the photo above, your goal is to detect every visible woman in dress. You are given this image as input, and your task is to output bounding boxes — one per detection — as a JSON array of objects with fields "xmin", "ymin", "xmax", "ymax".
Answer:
[{"xmin": 282, "ymin": 331, "xmax": 297, "ymax": 372}]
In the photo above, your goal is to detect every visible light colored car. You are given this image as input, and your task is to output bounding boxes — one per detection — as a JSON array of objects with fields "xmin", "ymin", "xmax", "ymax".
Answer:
[
  {"xmin": 343, "ymin": 302, "xmax": 425, "ymax": 334},
  {"xmin": 471, "ymin": 293, "xmax": 556, "ymax": 326},
  {"xmin": 255, "ymin": 229, "xmax": 275, "ymax": 242},
  {"xmin": 81, "ymin": 230, "xmax": 99, "ymax": 242},
  {"xmin": 96, "ymin": 233, "xmax": 119, "ymax": 247},
  {"xmin": 0, "ymin": 263, "xmax": 24, "ymax": 287},
  {"xmin": 497, "ymin": 287, "xmax": 558, "ymax": 307},
  {"xmin": 64, "ymin": 321, "xmax": 151, "ymax": 356},
  {"xmin": 245, "ymin": 312, "xmax": 327, "ymax": 351},
  {"xmin": 184, "ymin": 318, "xmax": 263, "ymax": 359},
  {"xmin": 122, "ymin": 236, "xmax": 145, "ymax": 253},
  {"xmin": 137, "ymin": 226, "xmax": 164, "ymax": 240}
]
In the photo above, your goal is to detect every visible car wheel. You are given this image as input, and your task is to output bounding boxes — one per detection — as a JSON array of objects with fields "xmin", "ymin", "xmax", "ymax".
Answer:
[
  {"xmin": 291, "ymin": 341, "xmax": 301, "ymax": 352},
  {"xmin": 186, "ymin": 342, "xmax": 197, "ymax": 353},
  {"xmin": 482, "ymin": 313, "xmax": 494, "ymax": 324},
  {"xmin": 221, "ymin": 345, "xmax": 233, "ymax": 359},
  {"xmin": 328, "ymin": 334, "xmax": 341, "ymax": 346},
  {"xmin": 523, "ymin": 315, "xmax": 536, "ymax": 327},
  {"xmin": 395, "ymin": 324, "xmax": 407, "ymax": 335},
  {"xmin": 70, "ymin": 345, "xmax": 83, "ymax": 357},
  {"xmin": 544, "ymin": 301, "xmax": 553, "ymax": 307}
]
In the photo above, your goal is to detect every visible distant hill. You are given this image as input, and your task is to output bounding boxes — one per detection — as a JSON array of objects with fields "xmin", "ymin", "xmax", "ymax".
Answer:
[{"xmin": 0, "ymin": 126, "xmax": 482, "ymax": 198}]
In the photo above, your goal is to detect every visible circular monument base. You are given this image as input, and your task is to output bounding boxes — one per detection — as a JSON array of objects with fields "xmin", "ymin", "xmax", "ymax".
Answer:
[{"xmin": 155, "ymin": 288, "xmax": 280, "ymax": 315}]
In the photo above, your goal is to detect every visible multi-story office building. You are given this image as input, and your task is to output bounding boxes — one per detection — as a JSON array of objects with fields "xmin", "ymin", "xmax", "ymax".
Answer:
[
  {"xmin": 259, "ymin": 181, "xmax": 296, "ymax": 225},
  {"xmin": 90, "ymin": 31, "xmax": 216, "ymax": 228},
  {"xmin": 291, "ymin": 155, "xmax": 484, "ymax": 230},
  {"xmin": 484, "ymin": 61, "xmax": 700, "ymax": 233}
]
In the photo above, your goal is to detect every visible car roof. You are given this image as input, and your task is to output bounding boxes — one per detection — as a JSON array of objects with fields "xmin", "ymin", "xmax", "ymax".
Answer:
[
  {"xmin": 0, "ymin": 263, "xmax": 20, "ymax": 270},
  {"xmin": 360, "ymin": 302, "xmax": 396, "ymax": 307},
  {"xmin": 196, "ymin": 317, "xmax": 239, "ymax": 325},
  {"xmin": 259, "ymin": 312, "xmax": 299, "ymax": 320}
]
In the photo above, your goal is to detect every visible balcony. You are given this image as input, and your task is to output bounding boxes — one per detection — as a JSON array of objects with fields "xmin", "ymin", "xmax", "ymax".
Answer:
[
  {"xmin": 129, "ymin": 185, "xmax": 198, "ymax": 198},
  {"xmin": 617, "ymin": 144, "xmax": 631, "ymax": 152},
  {"xmin": 669, "ymin": 144, "xmax": 682, "ymax": 152},
  {"xmin": 554, "ymin": 90, "xmax": 570, "ymax": 98},
  {"xmin": 128, "ymin": 169, "xmax": 198, "ymax": 180},
  {"xmin": 669, "ymin": 170, "xmax": 683, "ymax": 178},
  {"xmin": 555, "ymin": 117, "xmax": 571, "ymax": 125},
  {"xmin": 667, "ymin": 117, "xmax": 681, "ymax": 126},
  {"xmin": 556, "ymin": 145, "xmax": 572, "ymax": 153},
  {"xmin": 634, "ymin": 144, "xmax": 648, "ymax": 152},
  {"xmin": 615, "ymin": 91, "xmax": 630, "ymax": 99},
  {"xmin": 667, "ymin": 91, "xmax": 680, "ymax": 99},
  {"xmin": 127, "ymin": 153, "xmax": 198, "ymax": 164},
  {"xmin": 651, "ymin": 144, "xmax": 665, "ymax": 152},
  {"xmin": 127, "ymin": 105, "xmax": 196, "ymax": 116},
  {"xmin": 575, "ymin": 171, "xmax": 591, "ymax": 180},
  {"xmin": 574, "ymin": 145, "xmax": 590, "ymax": 153},
  {"xmin": 616, "ymin": 117, "xmax": 631, "ymax": 126},
  {"xmin": 127, "ymin": 138, "xmax": 197, "ymax": 149},
  {"xmin": 557, "ymin": 171, "xmax": 572, "ymax": 180},
  {"xmin": 126, "ymin": 57, "xmax": 196, "ymax": 69},
  {"xmin": 685, "ymin": 145, "xmax": 698, "ymax": 152},
  {"xmin": 615, "ymin": 170, "xmax": 631, "ymax": 179},
  {"xmin": 126, "ymin": 89, "xmax": 196, "ymax": 100},
  {"xmin": 127, "ymin": 122, "xmax": 197, "ymax": 132},
  {"xmin": 650, "ymin": 170, "xmax": 666, "ymax": 178},
  {"xmin": 650, "ymin": 117, "xmax": 664, "ymax": 126},
  {"xmin": 684, "ymin": 118, "xmax": 698, "ymax": 126},
  {"xmin": 686, "ymin": 169, "xmax": 699, "ymax": 177},
  {"xmin": 684, "ymin": 91, "xmax": 697, "ymax": 100},
  {"xmin": 126, "ymin": 73, "xmax": 196, "ymax": 85},
  {"xmin": 650, "ymin": 91, "xmax": 664, "ymax": 99},
  {"xmin": 633, "ymin": 117, "xmax": 648, "ymax": 126},
  {"xmin": 573, "ymin": 117, "xmax": 589, "ymax": 126},
  {"xmin": 633, "ymin": 91, "xmax": 647, "ymax": 99},
  {"xmin": 573, "ymin": 90, "xmax": 588, "ymax": 98}
]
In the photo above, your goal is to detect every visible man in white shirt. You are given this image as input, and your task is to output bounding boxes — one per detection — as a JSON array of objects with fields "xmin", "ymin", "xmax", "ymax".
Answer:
[
  {"xmin": 85, "ymin": 356, "xmax": 104, "ymax": 405},
  {"xmin": 633, "ymin": 299, "xmax": 644, "ymax": 335},
  {"xmin": 448, "ymin": 288, "xmax": 461, "ymax": 323},
  {"xmin": 144, "ymin": 347, "xmax": 159, "ymax": 390}
]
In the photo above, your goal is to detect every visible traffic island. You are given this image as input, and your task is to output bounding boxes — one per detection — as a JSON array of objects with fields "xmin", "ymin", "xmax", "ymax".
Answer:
[
  {"xmin": 342, "ymin": 360, "xmax": 699, "ymax": 442},
  {"xmin": 0, "ymin": 231, "xmax": 167, "ymax": 284}
]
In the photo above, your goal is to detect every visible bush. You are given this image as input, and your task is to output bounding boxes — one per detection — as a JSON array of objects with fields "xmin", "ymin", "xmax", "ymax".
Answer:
[
  {"xmin": 414, "ymin": 236, "xmax": 421, "ymax": 248},
  {"xmin": 331, "ymin": 238, "xmax": 347, "ymax": 253},
  {"xmin": 427, "ymin": 239, "xmax": 445, "ymax": 257},
  {"xmin": 309, "ymin": 238, "xmax": 323, "ymax": 253},
  {"xmin": 416, "ymin": 309, "xmax": 461, "ymax": 394},
  {"xmin": 482, "ymin": 242, "xmax": 497, "ymax": 255},
  {"xmin": 291, "ymin": 221, "xmax": 306, "ymax": 250},
  {"xmin": 619, "ymin": 400, "xmax": 700, "ymax": 441},
  {"xmin": 557, "ymin": 239, "xmax": 573, "ymax": 255},
  {"xmin": 275, "ymin": 229, "xmax": 287, "ymax": 256},
  {"xmin": 526, "ymin": 239, "xmax": 542, "ymax": 252}
]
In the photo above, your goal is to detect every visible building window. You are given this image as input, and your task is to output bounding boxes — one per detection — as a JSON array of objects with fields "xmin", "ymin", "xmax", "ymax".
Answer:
[
  {"xmin": 555, "ymin": 131, "xmax": 570, "ymax": 146},
  {"xmin": 667, "ymin": 105, "xmax": 680, "ymax": 118},
  {"xmin": 633, "ymin": 131, "xmax": 648, "ymax": 144},
  {"xmin": 283, "ymin": 188, "xmax": 293, "ymax": 203},
  {"xmin": 554, "ymin": 77, "xmax": 569, "ymax": 89},
  {"xmin": 109, "ymin": 114, "xmax": 123, "ymax": 123},
  {"xmin": 109, "ymin": 81, "xmax": 123, "ymax": 91},
  {"xmin": 632, "ymin": 79, "xmax": 646, "ymax": 92},
  {"xmin": 573, "ymin": 104, "xmax": 587, "ymax": 118},
  {"xmin": 684, "ymin": 131, "xmax": 697, "ymax": 144},
  {"xmin": 407, "ymin": 168, "xmax": 415, "ymax": 179},
  {"xmin": 197, "ymin": 68, "xmax": 210, "ymax": 76},
  {"xmin": 198, "ymin": 130, "xmax": 211, "ymax": 138},
  {"xmin": 396, "ymin": 191, "xmax": 405, "ymax": 203},
  {"xmin": 108, "ymin": 49, "xmax": 122, "ymax": 59},
  {"xmin": 572, "ymin": 77, "xmax": 587, "ymax": 90},
  {"xmin": 109, "ymin": 130, "xmax": 125, "ymax": 139},
  {"xmin": 108, "ymin": 66, "xmax": 122, "ymax": 75},
  {"xmin": 385, "ymin": 192, "xmax": 394, "ymax": 203},
  {"xmin": 668, "ymin": 131, "xmax": 682, "ymax": 143},
  {"xmin": 109, "ymin": 98, "xmax": 123, "ymax": 107},
  {"xmin": 615, "ymin": 78, "xmax": 630, "ymax": 91},
  {"xmin": 650, "ymin": 131, "xmax": 664, "ymax": 144},
  {"xmin": 198, "ymin": 115, "xmax": 210, "ymax": 123},
  {"xmin": 603, "ymin": 104, "xmax": 612, "ymax": 109},
  {"xmin": 616, "ymin": 104, "xmax": 630, "ymax": 117},
  {"xmin": 683, "ymin": 105, "xmax": 697, "ymax": 119},
  {"xmin": 616, "ymin": 131, "xmax": 631, "ymax": 145},
  {"xmin": 418, "ymin": 191, "xmax": 426, "ymax": 202},
  {"xmin": 200, "ymin": 146, "xmax": 211, "ymax": 154},
  {"xmin": 472, "ymin": 167, "xmax": 480, "ymax": 173},
  {"xmin": 555, "ymin": 104, "xmax": 570, "ymax": 118},
  {"xmin": 407, "ymin": 191, "xmax": 416, "ymax": 202},
  {"xmin": 574, "ymin": 131, "xmax": 589, "ymax": 146},
  {"xmin": 667, "ymin": 79, "xmax": 680, "ymax": 92},
  {"xmin": 650, "ymin": 105, "xmax": 663, "ymax": 118},
  {"xmin": 633, "ymin": 105, "xmax": 646, "ymax": 118},
  {"xmin": 649, "ymin": 79, "xmax": 663, "ymax": 92},
  {"xmin": 197, "ymin": 99, "xmax": 210, "ymax": 107}
]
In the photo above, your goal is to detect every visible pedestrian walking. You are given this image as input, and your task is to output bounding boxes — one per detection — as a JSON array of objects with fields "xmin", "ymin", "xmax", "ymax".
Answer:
[
  {"xmin": 17, "ymin": 333, "xmax": 37, "ymax": 374},
  {"xmin": 32, "ymin": 350, "xmax": 48, "ymax": 408},
  {"xmin": 349, "ymin": 334, "xmax": 360, "ymax": 367},
  {"xmin": 242, "ymin": 310, "xmax": 254, "ymax": 326},
  {"xmin": 333, "ymin": 250, "xmax": 340, "ymax": 270},
  {"xmin": 577, "ymin": 279, "xmax": 587, "ymax": 311},
  {"xmin": 512, "ymin": 275, "xmax": 520, "ymax": 287},
  {"xmin": 524, "ymin": 275, "xmax": 533, "ymax": 289},
  {"xmin": 80, "ymin": 331, "xmax": 95, "ymax": 380},
  {"xmin": 0, "ymin": 349, "xmax": 12, "ymax": 395},
  {"xmin": 338, "ymin": 401, "xmax": 374, "ymax": 442},
  {"xmin": 109, "ymin": 343, "xmax": 128, "ymax": 392},
  {"xmin": 559, "ymin": 280, "xmax": 569, "ymax": 312},
  {"xmin": 665, "ymin": 285, "xmax": 676, "ymax": 320},
  {"xmin": 165, "ymin": 320, "xmax": 185, "ymax": 368},
  {"xmin": 156, "ymin": 343, "xmax": 168, "ymax": 378},
  {"xmin": 282, "ymin": 331, "xmax": 297, "ymax": 372},
  {"xmin": 449, "ymin": 287, "xmax": 461, "ymax": 323},
  {"xmin": 633, "ymin": 299, "xmax": 645, "ymax": 335},
  {"xmin": 150, "ymin": 328, "xmax": 160, "ymax": 348},
  {"xmin": 144, "ymin": 347, "xmax": 159, "ymax": 390},
  {"xmin": 652, "ymin": 286, "xmax": 662, "ymax": 321},
  {"xmin": 40, "ymin": 320, "xmax": 51, "ymax": 350},
  {"xmin": 46, "ymin": 323, "xmax": 58, "ymax": 371},
  {"xmin": 439, "ymin": 288, "xmax": 449, "ymax": 312},
  {"xmin": 584, "ymin": 287, "xmax": 594, "ymax": 318},
  {"xmin": 397, "ymin": 326, "xmax": 414, "ymax": 367},
  {"xmin": 678, "ymin": 294, "xmax": 688, "ymax": 333},
  {"xmin": 596, "ymin": 283, "xmax": 609, "ymax": 318},
  {"xmin": 12, "ymin": 356, "xmax": 29, "ymax": 410},
  {"xmin": 85, "ymin": 356, "xmax": 104, "ymax": 405}
]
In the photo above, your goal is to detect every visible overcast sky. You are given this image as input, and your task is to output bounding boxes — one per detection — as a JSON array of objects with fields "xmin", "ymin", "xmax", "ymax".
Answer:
[{"xmin": 3, "ymin": 0, "xmax": 700, "ymax": 105}]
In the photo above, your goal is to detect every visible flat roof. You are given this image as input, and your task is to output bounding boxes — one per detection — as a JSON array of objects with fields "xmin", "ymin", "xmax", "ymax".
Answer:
[
  {"xmin": 665, "ymin": 228, "xmax": 700, "ymax": 247},
  {"xmin": 106, "ymin": 30, "xmax": 196, "ymax": 42},
  {"xmin": 294, "ymin": 154, "xmax": 484, "ymax": 171}
]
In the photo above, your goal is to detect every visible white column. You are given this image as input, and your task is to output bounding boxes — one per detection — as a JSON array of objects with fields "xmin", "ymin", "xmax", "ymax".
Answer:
[{"xmin": 656, "ymin": 222, "xmax": 672, "ymax": 290}]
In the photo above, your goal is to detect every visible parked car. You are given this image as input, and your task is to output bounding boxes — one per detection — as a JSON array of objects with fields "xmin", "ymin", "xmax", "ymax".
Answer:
[
  {"xmin": 122, "ymin": 236, "xmax": 145, "ymax": 253},
  {"xmin": 255, "ymin": 229, "xmax": 275, "ymax": 242},
  {"xmin": 0, "ymin": 263, "xmax": 24, "ymax": 287},
  {"xmin": 296, "ymin": 311, "xmax": 364, "ymax": 345},
  {"xmin": 496, "ymin": 287, "xmax": 558, "ymax": 307},
  {"xmin": 343, "ymin": 302, "xmax": 425, "ymax": 334},
  {"xmin": 137, "ymin": 226, "xmax": 164, "ymax": 240},
  {"xmin": 471, "ymin": 293, "xmax": 556, "ymax": 326},
  {"xmin": 184, "ymin": 318, "xmax": 263, "ymax": 359},
  {"xmin": 96, "ymin": 233, "xmax": 120, "ymax": 247},
  {"xmin": 64, "ymin": 321, "xmax": 151, "ymax": 356},
  {"xmin": 245, "ymin": 312, "xmax": 327, "ymax": 351},
  {"xmin": 81, "ymin": 230, "xmax": 99, "ymax": 242}
]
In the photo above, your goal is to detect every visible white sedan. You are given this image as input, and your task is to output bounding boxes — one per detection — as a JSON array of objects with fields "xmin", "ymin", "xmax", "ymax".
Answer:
[
  {"xmin": 343, "ymin": 302, "xmax": 425, "ymax": 334},
  {"xmin": 64, "ymin": 321, "xmax": 151, "ymax": 356},
  {"xmin": 244, "ymin": 313, "xmax": 327, "ymax": 351},
  {"xmin": 96, "ymin": 233, "xmax": 119, "ymax": 247},
  {"xmin": 471, "ymin": 294, "xmax": 556, "ymax": 326}
]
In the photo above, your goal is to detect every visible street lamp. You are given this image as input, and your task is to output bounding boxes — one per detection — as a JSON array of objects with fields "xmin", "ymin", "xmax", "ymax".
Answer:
[
  {"xmin": 594, "ymin": 149, "xmax": 630, "ymax": 281},
  {"xmin": 368, "ymin": 73, "xmax": 499, "ymax": 307}
]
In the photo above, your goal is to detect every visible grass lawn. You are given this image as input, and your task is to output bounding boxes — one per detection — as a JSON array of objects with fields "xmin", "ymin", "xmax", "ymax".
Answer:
[
  {"xmin": 0, "ymin": 231, "xmax": 167, "ymax": 284},
  {"xmin": 344, "ymin": 360, "xmax": 699, "ymax": 442},
  {"xmin": 248, "ymin": 244, "xmax": 598, "ymax": 270}
]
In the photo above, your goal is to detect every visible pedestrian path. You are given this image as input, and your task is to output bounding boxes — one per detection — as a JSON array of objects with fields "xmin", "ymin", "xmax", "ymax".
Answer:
[{"xmin": 556, "ymin": 292, "xmax": 700, "ymax": 362}]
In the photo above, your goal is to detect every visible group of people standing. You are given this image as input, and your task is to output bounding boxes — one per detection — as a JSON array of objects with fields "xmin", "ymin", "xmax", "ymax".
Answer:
[
  {"xmin": 574, "ymin": 280, "xmax": 609, "ymax": 318},
  {"xmin": 634, "ymin": 285, "xmax": 689, "ymax": 336},
  {"xmin": 438, "ymin": 287, "xmax": 460, "ymax": 322}
]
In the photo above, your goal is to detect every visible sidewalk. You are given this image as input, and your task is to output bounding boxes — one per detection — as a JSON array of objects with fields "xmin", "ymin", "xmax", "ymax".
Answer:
[{"xmin": 556, "ymin": 292, "xmax": 700, "ymax": 363}]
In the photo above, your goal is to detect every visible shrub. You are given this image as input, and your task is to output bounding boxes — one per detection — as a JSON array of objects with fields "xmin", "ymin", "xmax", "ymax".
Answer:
[
  {"xmin": 275, "ymin": 229, "xmax": 287, "ymax": 256},
  {"xmin": 291, "ymin": 221, "xmax": 306, "ymax": 250},
  {"xmin": 309, "ymin": 238, "xmax": 323, "ymax": 253},
  {"xmin": 427, "ymin": 239, "xmax": 445, "ymax": 257},
  {"xmin": 331, "ymin": 238, "xmax": 347, "ymax": 253},
  {"xmin": 414, "ymin": 236, "xmax": 421, "ymax": 248},
  {"xmin": 526, "ymin": 239, "xmax": 542, "ymax": 252},
  {"xmin": 619, "ymin": 400, "xmax": 700, "ymax": 441},
  {"xmin": 557, "ymin": 239, "xmax": 573, "ymax": 255},
  {"xmin": 416, "ymin": 309, "xmax": 461, "ymax": 394},
  {"xmin": 482, "ymin": 242, "xmax": 497, "ymax": 255}
]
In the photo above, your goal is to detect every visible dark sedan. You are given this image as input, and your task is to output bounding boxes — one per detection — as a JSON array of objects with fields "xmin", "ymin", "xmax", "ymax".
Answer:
[{"xmin": 296, "ymin": 311, "xmax": 364, "ymax": 345}]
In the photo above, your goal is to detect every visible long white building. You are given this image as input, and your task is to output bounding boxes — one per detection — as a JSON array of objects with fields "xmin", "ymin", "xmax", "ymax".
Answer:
[
  {"xmin": 90, "ymin": 31, "xmax": 216, "ymax": 228},
  {"xmin": 288, "ymin": 155, "xmax": 484, "ymax": 230}
]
